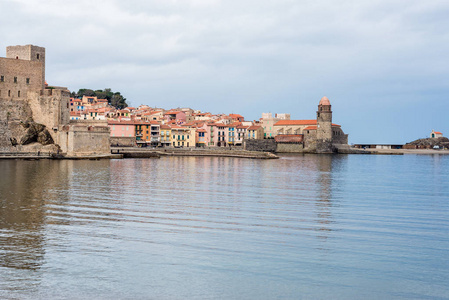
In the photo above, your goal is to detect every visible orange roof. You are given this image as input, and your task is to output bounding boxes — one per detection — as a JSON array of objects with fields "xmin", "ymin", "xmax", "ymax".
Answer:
[
  {"xmin": 275, "ymin": 120, "xmax": 316, "ymax": 126},
  {"xmin": 275, "ymin": 135, "xmax": 304, "ymax": 143},
  {"xmin": 160, "ymin": 125, "xmax": 171, "ymax": 129},
  {"xmin": 229, "ymin": 114, "xmax": 244, "ymax": 118},
  {"xmin": 274, "ymin": 120, "xmax": 341, "ymax": 127},
  {"xmin": 304, "ymin": 126, "xmax": 317, "ymax": 130},
  {"xmin": 248, "ymin": 125, "xmax": 262, "ymax": 130},
  {"xmin": 435, "ymin": 131, "xmax": 442, "ymax": 134}
]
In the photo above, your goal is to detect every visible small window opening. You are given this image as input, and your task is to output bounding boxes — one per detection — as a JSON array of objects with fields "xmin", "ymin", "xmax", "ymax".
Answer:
[
  {"xmin": 0, "ymin": 75, "xmax": 4, "ymax": 82},
  {"xmin": 18, "ymin": 91, "xmax": 20, "ymax": 97},
  {"xmin": 16, "ymin": 56, "xmax": 18, "ymax": 59},
  {"xmin": 8, "ymin": 90, "xmax": 11, "ymax": 97},
  {"xmin": 26, "ymin": 78, "xmax": 30, "ymax": 84},
  {"xmin": 14, "ymin": 77, "xmax": 17, "ymax": 83},
  {"xmin": 37, "ymin": 54, "xmax": 40, "ymax": 60}
]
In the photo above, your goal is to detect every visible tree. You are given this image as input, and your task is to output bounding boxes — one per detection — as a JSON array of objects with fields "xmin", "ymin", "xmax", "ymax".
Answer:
[
  {"xmin": 111, "ymin": 92, "xmax": 128, "ymax": 109},
  {"xmin": 75, "ymin": 88, "xmax": 128, "ymax": 109}
]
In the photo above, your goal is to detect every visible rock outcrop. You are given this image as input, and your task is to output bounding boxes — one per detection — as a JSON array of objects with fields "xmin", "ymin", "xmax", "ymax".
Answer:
[
  {"xmin": 405, "ymin": 137, "xmax": 449, "ymax": 149},
  {"xmin": 19, "ymin": 120, "xmax": 54, "ymax": 146}
]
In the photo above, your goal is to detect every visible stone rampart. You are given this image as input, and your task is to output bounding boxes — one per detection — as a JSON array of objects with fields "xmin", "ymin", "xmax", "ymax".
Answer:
[
  {"xmin": 276, "ymin": 143, "xmax": 304, "ymax": 153},
  {"xmin": 244, "ymin": 139, "xmax": 277, "ymax": 152},
  {"xmin": 111, "ymin": 137, "xmax": 136, "ymax": 147},
  {"xmin": 59, "ymin": 125, "xmax": 110, "ymax": 156}
]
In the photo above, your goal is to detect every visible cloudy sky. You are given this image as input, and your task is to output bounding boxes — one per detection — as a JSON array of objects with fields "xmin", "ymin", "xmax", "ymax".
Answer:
[{"xmin": 1, "ymin": 0, "xmax": 448, "ymax": 143}]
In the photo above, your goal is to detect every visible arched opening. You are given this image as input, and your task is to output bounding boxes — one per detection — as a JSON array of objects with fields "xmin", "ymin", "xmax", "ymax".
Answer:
[
  {"xmin": 37, "ymin": 54, "xmax": 40, "ymax": 60},
  {"xmin": 15, "ymin": 56, "xmax": 18, "ymax": 59}
]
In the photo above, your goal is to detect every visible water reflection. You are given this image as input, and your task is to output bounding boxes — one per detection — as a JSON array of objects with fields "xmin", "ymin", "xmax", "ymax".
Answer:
[{"xmin": 0, "ymin": 156, "xmax": 447, "ymax": 299}]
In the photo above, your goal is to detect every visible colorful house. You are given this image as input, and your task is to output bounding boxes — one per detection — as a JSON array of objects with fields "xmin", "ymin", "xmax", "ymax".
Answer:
[
  {"xmin": 160, "ymin": 125, "xmax": 172, "ymax": 147},
  {"xmin": 247, "ymin": 125, "xmax": 264, "ymax": 140}
]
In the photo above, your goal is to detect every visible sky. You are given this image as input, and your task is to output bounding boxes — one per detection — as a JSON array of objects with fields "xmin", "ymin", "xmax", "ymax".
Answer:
[{"xmin": 1, "ymin": 0, "xmax": 448, "ymax": 144}]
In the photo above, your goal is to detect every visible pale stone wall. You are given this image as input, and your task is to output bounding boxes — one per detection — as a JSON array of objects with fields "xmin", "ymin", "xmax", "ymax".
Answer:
[
  {"xmin": 27, "ymin": 89, "xmax": 70, "ymax": 145},
  {"xmin": 59, "ymin": 125, "xmax": 110, "ymax": 156},
  {"xmin": 276, "ymin": 143, "xmax": 304, "ymax": 153},
  {"xmin": 0, "ymin": 58, "xmax": 44, "ymax": 99},
  {"xmin": 6, "ymin": 45, "xmax": 45, "ymax": 87}
]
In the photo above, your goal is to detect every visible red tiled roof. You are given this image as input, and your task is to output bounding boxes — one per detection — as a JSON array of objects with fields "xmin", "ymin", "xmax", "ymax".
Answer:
[
  {"xmin": 435, "ymin": 131, "xmax": 442, "ymax": 134},
  {"xmin": 248, "ymin": 125, "xmax": 262, "ymax": 130},
  {"xmin": 275, "ymin": 134, "xmax": 304, "ymax": 143},
  {"xmin": 304, "ymin": 126, "xmax": 317, "ymax": 130},
  {"xmin": 274, "ymin": 120, "xmax": 341, "ymax": 127},
  {"xmin": 274, "ymin": 120, "xmax": 316, "ymax": 126}
]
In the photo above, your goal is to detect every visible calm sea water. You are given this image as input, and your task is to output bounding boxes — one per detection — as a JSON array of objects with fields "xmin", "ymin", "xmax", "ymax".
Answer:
[{"xmin": 0, "ymin": 154, "xmax": 448, "ymax": 299}]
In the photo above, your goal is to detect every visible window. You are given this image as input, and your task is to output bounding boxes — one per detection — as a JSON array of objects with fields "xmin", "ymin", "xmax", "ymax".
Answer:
[
  {"xmin": 37, "ymin": 54, "xmax": 40, "ymax": 60},
  {"xmin": 8, "ymin": 90, "xmax": 11, "ymax": 97},
  {"xmin": 26, "ymin": 78, "xmax": 30, "ymax": 84},
  {"xmin": 18, "ymin": 91, "xmax": 20, "ymax": 97},
  {"xmin": 14, "ymin": 77, "xmax": 17, "ymax": 83},
  {"xmin": 0, "ymin": 75, "xmax": 4, "ymax": 82}
]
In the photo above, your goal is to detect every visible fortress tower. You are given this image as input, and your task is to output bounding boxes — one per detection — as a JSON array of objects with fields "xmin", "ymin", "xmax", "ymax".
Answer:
[
  {"xmin": 316, "ymin": 96, "xmax": 333, "ymax": 153},
  {"xmin": 0, "ymin": 45, "xmax": 46, "ymax": 99},
  {"xmin": 6, "ymin": 45, "xmax": 45, "ymax": 91}
]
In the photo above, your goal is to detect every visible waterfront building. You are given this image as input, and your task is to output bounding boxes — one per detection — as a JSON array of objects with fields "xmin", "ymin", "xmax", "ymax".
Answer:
[
  {"xmin": 260, "ymin": 112, "xmax": 290, "ymax": 138},
  {"xmin": 236, "ymin": 125, "xmax": 250, "ymax": 145},
  {"xmin": 135, "ymin": 122, "xmax": 151, "ymax": 146},
  {"xmin": 108, "ymin": 121, "xmax": 136, "ymax": 138},
  {"xmin": 171, "ymin": 126, "xmax": 195, "ymax": 147},
  {"xmin": 247, "ymin": 125, "xmax": 264, "ymax": 139},
  {"xmin": 216, "ymin": 124, "xmax": 228, "ymax": 147},
  {"xmin": 160, "ymin": 125, "xmax": 172, "ymax": 147},
  {"xmin": 206, "ymin": 123, "xmax": 217, "ymax": 146},
  {"xmin": 149, "ymin": 121, "xmax": 161, "ymax": 146},
  {"xmin": 196, "ymin": 129, "xmax": 207, "ymax": 147},
  {"xmin": 227, "ymin": 123, "xmax": 238, "ymax": 145}
]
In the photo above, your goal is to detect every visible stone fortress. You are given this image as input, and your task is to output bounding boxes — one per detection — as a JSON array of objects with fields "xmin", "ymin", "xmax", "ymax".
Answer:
[
  {"xmin": 246, "ymin": 96, "xmax": 349, "ymax": 153},
  {"xmin": 0, "ymin": 44, "xmax": 110, "ymax": 156}
]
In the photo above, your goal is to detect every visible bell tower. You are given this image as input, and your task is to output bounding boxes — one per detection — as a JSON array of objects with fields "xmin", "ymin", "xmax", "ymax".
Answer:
[{"xmin": 316, "ymin": 96, "xmax": 333, "ymax": 153}]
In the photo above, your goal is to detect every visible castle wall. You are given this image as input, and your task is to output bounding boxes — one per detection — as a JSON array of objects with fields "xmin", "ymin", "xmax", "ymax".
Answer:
[
  {"xmin": 332, "ymin": 127, "xmax": 348, "ymax": 145},
  {"xmin": 244, "ymin": 139, "xmax": 277, "ymax": 152},
  {"xmin": 0, "ymin": 99, "xmax": 33, "ymax": 151},
  {"xmin": 59, "ymin": 125, "xmax": 110, "ymax": 156},
  {"xmin": 6, "ymin": 45, "xmax": 45, "ymax": 88},
  {"xmin": 27, "ymin": 89, "xmax": 70, "ymax": 145},
  {"xmin": 276, "ymin": 143, "xmax": 304, "ymax": 153},
  {"xmin": 0, "ymin": 58, "xmax": 44, "ymax": 99}
]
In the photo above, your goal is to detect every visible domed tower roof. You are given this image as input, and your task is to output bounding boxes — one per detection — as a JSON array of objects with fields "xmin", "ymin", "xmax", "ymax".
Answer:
[{"xmin": 319, "ymin": 96, "xmax": 331, "ymax": 106}]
